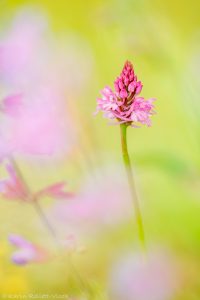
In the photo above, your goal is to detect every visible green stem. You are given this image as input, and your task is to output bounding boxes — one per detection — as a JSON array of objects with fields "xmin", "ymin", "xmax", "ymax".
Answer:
[{"xmin": 120, "ymin": 123, "xmax": 146, "ymax": 251}]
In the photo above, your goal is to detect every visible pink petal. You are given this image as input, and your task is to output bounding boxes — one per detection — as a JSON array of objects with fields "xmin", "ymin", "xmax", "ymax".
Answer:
[
  {"xmin": 36, "ymin": 182, "xmax": 73, "ymax": 200},
  {"xmin": 9, "ymin": 234, "xmax": 32, "ymax": 248}
]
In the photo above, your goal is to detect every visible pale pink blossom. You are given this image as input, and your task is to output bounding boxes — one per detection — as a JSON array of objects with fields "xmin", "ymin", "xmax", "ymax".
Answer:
[
  {"xmin": 50, "ymin": 166, "xmax": 132, "ymax": 233},
  {"xmin": 0, "ymin": 88, "xmax": 75, "ymax": 157},
  {"xmin": 0, "ymin": 161, "xmax": 72, "ymax": 202},
  {"xmin": 0, "ymin": 9, "xmax": 47, "ymax": 88},
  {"xmin": 36, "ymin": 182, "xmax": 74, "ymax": 200},
  {"xmin": 0, "ymin": 10, "xmax": 76, "ymax": 158},
  {"xmin": 0, "ymin": 9, "xmax": 93, "ymax": 162},
  {"xmin": 9, "ymin": 234, "xmax": 48, "ymax": 265},
  {"xmin": 0, "ymin": 163, "xmax": 29, "ymax": 201},
  {"xmin": 96, "ymin": 61, "xmax": 156, "ymax": 127},
  {"xmin": 0, "ymin": 9, "xmax": 93, "ymax": 96},
  {"xmin": 109, "ymin": 250, "xmax": 178, "ymax": 300}
]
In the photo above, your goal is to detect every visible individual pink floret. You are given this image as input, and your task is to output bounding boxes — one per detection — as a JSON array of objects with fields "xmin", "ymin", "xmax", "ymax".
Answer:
[{"xmin": 9, "ymin": 234, "xmax": 49, "ymax": 265}]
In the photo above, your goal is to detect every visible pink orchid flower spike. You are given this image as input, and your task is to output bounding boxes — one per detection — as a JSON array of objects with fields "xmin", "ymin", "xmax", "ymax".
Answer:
[
  {"xmin": 96, "ymin": 61, "xmax": 156, "ymax": 127},
  {"xmin": 9, "ymin": 234, "xmax": 49, "ymax": 265}
]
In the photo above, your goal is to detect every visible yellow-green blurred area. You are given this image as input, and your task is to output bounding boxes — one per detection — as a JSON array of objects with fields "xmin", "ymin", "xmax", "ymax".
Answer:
[{"xmin": 0, "ymin": 0, "xmax": 200, "ymax": 299}]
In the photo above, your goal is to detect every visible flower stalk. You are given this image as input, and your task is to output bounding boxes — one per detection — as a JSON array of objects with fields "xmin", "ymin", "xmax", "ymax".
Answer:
[{"xmin": 120, "ymin": 123, "xmax": 146, "ymax": 252}]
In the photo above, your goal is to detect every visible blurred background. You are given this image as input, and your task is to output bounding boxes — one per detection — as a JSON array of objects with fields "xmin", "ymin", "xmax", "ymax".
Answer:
[{"xmin": 0, "ymin": 0, "xmax": 200, "ymax": 299}]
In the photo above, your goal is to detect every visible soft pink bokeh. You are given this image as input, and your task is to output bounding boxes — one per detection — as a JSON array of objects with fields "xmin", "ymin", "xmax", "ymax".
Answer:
[
  {"xmin": 0, "ymin": 88, "xmax": 75, "ymax": 157},
  {"xmin": 0, "ymin": 9, "xmax": 47, "ymax": 88},
  {"xmin": 49, "ymin": 165, "xmax": 133, "ymax": 234},
  {"xmin": 109, "ymin": 250, "xmax": 178, "ymax": 300},
  {"xmin": 0, "ymin": 8, "xmax": 93, "ymax": 94},
  {"xmin": 0, "ymin": 9, "xmax": 94, "ymax": 159}
]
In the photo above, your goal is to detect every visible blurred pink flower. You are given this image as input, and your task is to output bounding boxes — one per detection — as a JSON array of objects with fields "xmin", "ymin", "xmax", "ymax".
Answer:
[
  {"xmin": 50, "ymin": 166, "xmax": 132, "ymax": 233},
  {"xmin": 0, "ymin": 9, "xmax": 47, "ymax": 88},
  {"xmin": 0, "ymin": 9, "xmax": 94, "ymax": 162},
  {"xmin": 0, "ymin": 163, "xmax": 29, "ymax": 201},
  {"xmin": 0, "ymin": 88, "xmax": 75, "ymax": 157},
  {"xmin": 0, "ymin": 9, "xmax": 93, "ymax": 96},
  {"xmin": 0, "ymin": 10, "xmax": 76, "ymax": 159},
  {"xmin": 36, "ymin": 182, "xmax": 74, "ymax": 200},
  {"xmin": 109, "ymin": 250, "xmax": 178, "ymax": 300},
  {"xmin": 0, "ymin": 161, "xmax": 72, "ymax": 202},
  {"xmin": 96, "ymin": 61, "xmax": 156, "ymax": 127},
  {"xmin": 9, "ymin": 234, "xmax": 48, "ymax": 265}
]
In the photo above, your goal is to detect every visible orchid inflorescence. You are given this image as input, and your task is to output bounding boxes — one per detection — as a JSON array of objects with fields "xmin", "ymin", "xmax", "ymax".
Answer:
[{"xmin": 96, "ymin": 61, "xmax": 156, "ymax": 127}]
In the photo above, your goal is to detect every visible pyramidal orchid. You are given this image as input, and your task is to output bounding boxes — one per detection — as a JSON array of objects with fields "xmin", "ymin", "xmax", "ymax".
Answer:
[
  {"xmin": 96, "ymin": 61, "xmax": 155, "ymax": 127},
  {"xmin": 96, "ymin": 61, "xmax": 156, "ymax": 251}
]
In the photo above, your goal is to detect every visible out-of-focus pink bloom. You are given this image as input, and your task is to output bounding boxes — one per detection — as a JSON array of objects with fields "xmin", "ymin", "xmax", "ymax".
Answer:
[
  {"xmin": 0, "ymin": 88, "xmax": 74, "ymax": 157},
  {"xmin": 36, "ymin": 182, "xmax": 74, "ymax": 200},
  {"xmin": 0, "ymin": 9, "xmax": 47, "ymax": 88},
  {"xmin": 50, "ymin": 166, "xmax": 132, "ymax": 232},
  {"xmin": 0, "ymin": 161, "xmax": 72, "ymax": 202},
  {"xmin": 0, "ymin": 9, "xmax": 93, "ymax": 97},
  {"xmin": 0, "ymin": 163, "xmax": 29, "ymax": 201},
  {"xmin": 9, "ymin": 234, "xmax": 48, "ymax": 265},
  {"xmin": 0, "ymin": 9, "xmax": 93, "ymax": 161},
  {"xmin": 109, "ymin": 250, "xmax": 178, "ymax": 300},
  {"xmin": 96, "ymin": 61, "xmax": 156, "ymax": 127}
]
